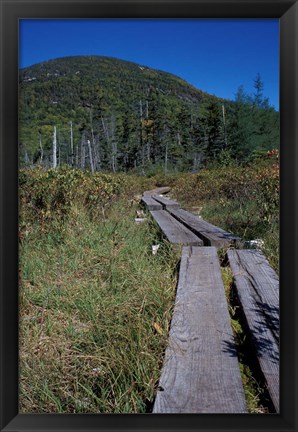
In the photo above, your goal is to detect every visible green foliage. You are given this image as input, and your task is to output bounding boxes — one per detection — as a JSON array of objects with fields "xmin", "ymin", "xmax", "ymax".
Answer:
[
  {"xmin": 254, "ymin": 164, "xmax": 279, "ymax": 224},
  {"xmin": 226, "ymin": 77, "xmax": 279, "ymax": 163},
  {"xmin": 19, "ymin": 166, "xmax": 158, "ymax": 240},
  {"xmin": 20, "ymin": 167, "xmax": 118, "ymax": 231},
  {"xmin": 172, "ymin": 161, "xmax": 279, "ymax": 271},
  {"xmin": 19, "ymin": 57, "xmax": 279, "ymax": 171},
  {"xmin": 208, "ymin": 148, "xmax": 238, "ymax": 168}
]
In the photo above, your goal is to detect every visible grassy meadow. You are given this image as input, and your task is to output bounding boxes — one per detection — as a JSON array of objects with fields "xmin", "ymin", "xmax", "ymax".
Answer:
[{"xmin": 19, "ymin": 157, "xmax": 279, "ymax": 413}]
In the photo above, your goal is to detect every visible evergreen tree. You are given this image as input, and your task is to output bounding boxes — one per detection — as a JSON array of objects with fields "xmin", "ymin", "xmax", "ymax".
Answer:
[
  {"xmin": 227, "ymin": 86, "xmax": 254, "ymax": 161},
  {"xmin": 253, "ymin": 73, "xmax": 264, "ymax": 108},
  {"xmin": 203, "ymin": 101, "xmax": 223, "ymax": 162},
  {"xmin": 190, "ymin": 115, "xmax": 207, "ymax": 171}
]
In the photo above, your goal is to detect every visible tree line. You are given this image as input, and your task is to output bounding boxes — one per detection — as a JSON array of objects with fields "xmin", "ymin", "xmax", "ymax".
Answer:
[{"xmin": 19, "ymin": 57, "xmax": 279, "ymax": 174}]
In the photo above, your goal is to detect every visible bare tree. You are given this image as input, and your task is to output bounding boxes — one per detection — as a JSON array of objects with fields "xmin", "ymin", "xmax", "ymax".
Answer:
[
  {"xmin": 164, "ymin": 140, "xmax": 168, "ymax": 175},
  {"xmin": 53, "ymin": 126, "xmax": 57, "ymax": 169},
  {"xmin": 70, "ymin": 121, "xmax": 74, "ymax": 166},
  {"xmin": 177, "ymin": 131, "xmax": 182, "ymax": 147},
  {"xmin": 89, "ymin": 109, "xmax": 99, "ymax": 169},
  {"xmin": 222, "ymin": 104, "xmax": 228, "ymax": 148},
  {"xmin": 76, "ymin": 143, "xmax": 79, "ymax": 167},
  {"xmin": 139, "ymin": 100, "xmax": 145, "ymax": 168},
  {"xmin": 87, "ymin": 139, "xmax": 95, "ymax": 173},
  {"xmin": 93, "ymin": 137, "xmax": 102, "ymax": 171},
  {"xmin": 163, "ymin": 125, "xmax": 170, "ymax": 175},
  {"xmin": 145, "ymin": 100, "xmax": 151, "ymax": 162},
  {"xmin": 111, "ymin": 114, "xmax": 117, "ymax": 173},
  {"xmin": 23, "ymin": 144, "xmax": 31, "ymax": 165},
  {"xmin": 39, "ymin": 132, "xmax": 43, "ymax": 164},
  {"xmin": 139, "ymin": 100, "xmax": 143, "ymax": 122},
  {"xmin": 80, "ymin": 134, "xmax": 85, "ymax": 169}
]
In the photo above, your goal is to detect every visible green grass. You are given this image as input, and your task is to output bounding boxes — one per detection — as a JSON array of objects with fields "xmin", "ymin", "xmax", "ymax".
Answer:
[
  {"xmin": 19, "ymin": 164, "xmax": 279, "ymax": 413},
  {"xmin": 19, "ymin": 200, "xmax": 180, "ymax": 413},
  {"xmin": 171, "ymin": 163, "xmax": 279, "ymax": 272},
  {"xmin": 201, "ymin": 199, "xmax": 279, "ymax": 272}
]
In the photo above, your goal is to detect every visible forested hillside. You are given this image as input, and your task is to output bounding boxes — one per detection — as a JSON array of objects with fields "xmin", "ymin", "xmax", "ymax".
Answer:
[{"xmin": 19, "ymin": 56, "xmax": 279, "ymax": 172}]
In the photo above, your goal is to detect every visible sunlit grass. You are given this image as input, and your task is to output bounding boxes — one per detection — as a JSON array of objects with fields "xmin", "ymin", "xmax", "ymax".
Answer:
[
  {"xmin": 19, "ymin": 200, "xmax": 179, "ymax": 413},
  {"xmin": 171, "ymin": 163, "xmax": 279, "ymax": 272},
  {"xmin": 19, "ymin": 164, "xmax": 279, "ymax": 413}
]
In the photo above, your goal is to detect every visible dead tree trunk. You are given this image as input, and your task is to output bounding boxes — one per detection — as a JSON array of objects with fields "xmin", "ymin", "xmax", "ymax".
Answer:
[
  {"xmin": 89, "ymin": 109, "xmax": 99, "ymax": 169},
  {"xmin": 39, "ymin": 132, "xmax": 43, "ymax": 164},
  {"xmin": 70, "ymin": 121, "xmax": 74, "ymax": 166},
  {"xmin": 80, "ymin": 134, "xmax": 85, "ymax": 169},
  {"xmin": 222, "ymin": 104, "xmax": 228, "ymax": 148},
  {"xmin": 53, "ymin": 126, "xmax": 57, "ymax": 169},
  {"xmin": 139, "ymin": 100, "xmax": 145, "ymax": 168},
  {"xmin": 164, "ymin": 141, "xmax": 168, "ymax": 175},
  {"xmin": 87, "ymin": 139, "xmax": 95, "ymax": 173},
  {"xmin": 145, "ymin": 100, "xmax": 151, "ymax": 162},
  {"xmin": 177, "ymin": 131, "xmax": 182, "ymax": 147},
  {"xmin": 76, "ymin": 144, "xmax": 79, "ymax": 167},
  {"xmin": 111, "ymin": 114, "xmax": 117, "ymax": 173}
]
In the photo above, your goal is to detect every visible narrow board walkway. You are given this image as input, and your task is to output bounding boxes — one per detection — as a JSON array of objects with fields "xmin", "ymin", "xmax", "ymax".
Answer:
[
  {"xmin": 141, "ymin": 188, "xmax": 279, "ymax": 413},
  {"xmin": 151, "ymin": 194, "xmax": 180, "ymax": 209},
  {"xmin": 227, "ymin": 249, "xmax": 279, "ymax": 412},
  {"xmin": 142, "ymin": 191, "xmax": 240, "ymax": 248},
  {"xmin": 153, "ymin": 247, "xmax": 247, "ymax": 413},
  {"xmin": 143, "ymin": 186, "xmax": 171, "ymax": 196},
  {"xmin": 141, "ymin": 195, "xmax": 163, "ymax": 211},
  {"xmin": 168, "ymin": 207, "xmax": 241, "ymax": 248},
  {"xmin": 150, "ymin": 210, "xmax": 203, "ymax": 246}
]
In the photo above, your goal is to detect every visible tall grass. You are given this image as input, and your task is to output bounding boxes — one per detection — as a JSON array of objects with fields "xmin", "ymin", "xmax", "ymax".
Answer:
[{"xmin": 19, "ymin": 169, "xmax": 180, "ymax": 413}]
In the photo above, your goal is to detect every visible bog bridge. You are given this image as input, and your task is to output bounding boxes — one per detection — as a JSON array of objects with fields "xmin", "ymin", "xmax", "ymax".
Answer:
[{"xmin": 141, "ymin": 188, "xmax": 279, "ymax": 414}]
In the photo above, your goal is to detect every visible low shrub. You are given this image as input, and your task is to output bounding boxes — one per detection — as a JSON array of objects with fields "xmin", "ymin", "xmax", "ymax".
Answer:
[{"xmin": 172, "ymin": 162, "xmax": 279, "ymax": 270}]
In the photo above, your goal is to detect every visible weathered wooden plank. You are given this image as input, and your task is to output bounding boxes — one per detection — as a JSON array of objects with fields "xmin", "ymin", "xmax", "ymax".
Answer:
[
  {"xmin": 143, "ymin": 186, "xmax": 171, "ymax": 196},
  {"xmin": 153, "ymin": 246, "xmax": 247, "ymax": 413},
  {"xmin": 227, "ymin": 249, "xmax": 279, "ymax": 412},
  {"xmin": 151, "ymin": 194, "xmax": 180, "ymax": 210},
  {"xmin": 168, "ymin": 207, "xmax": 241, "ymax": 247},
  {"xmin": 150, "ymin": 211, "xmax": 203, "ymax": 246},
  {"xmin": 141, "ymin": 195, "xmax": 163, "ymax": 211}
]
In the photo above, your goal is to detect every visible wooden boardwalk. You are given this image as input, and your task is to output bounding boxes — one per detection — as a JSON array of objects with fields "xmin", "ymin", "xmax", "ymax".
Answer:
[
  {"xmin": 141, "ymin": 195, "xmax": 163, "ymax": 211},
  {"xmin": 168, "ymin": 207, "xmax": 241, "ymax": 247},
  {"xmin": 143, "ymin": 186, "xmax": 171, "ymax": 196},
  {"xmin": 153, "ymin": 247, "xmax": 247, "ymax": 413},
  {"xmin": 140, "ymin": 188, "xmax": 279, "ymax": 413},
  {"xmin": 151, "ymin": 194, "xmax": 180, "ymax": 210},
  {"xmin": 143, "ymin": 191, "xmax": 240, "ymax": 247},
  {"xmin": 227, "ymin": 249, "xmax": 279, "ymax": 412},
  {"xmin": 150, "ymin": 210, "xmax": 203, "ymax": 246}
]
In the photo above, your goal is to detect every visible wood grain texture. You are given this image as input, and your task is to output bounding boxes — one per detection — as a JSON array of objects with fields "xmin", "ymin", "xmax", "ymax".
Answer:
[
  {"xmin": 153, "ymin": 246, "xmax": 247, "ymax": 413},
  {"xmin": 227, "ymin": 249, "xmax": 279, "ymax": 412},
  {"xmin": 168, "ymin": 208, "xmax": 241, "ymax": 247},
  {"xmin": 141, "ymin": 195, "xmax": 163, "ymax": 211},
  {"xmin": 143, "ymin": 187, "xmax": 171, "ymax": 196},
  {"xmin": 150, "ymin": 211, "xmax": 203, "ymax": 246},
  {"xmin": 151, "ymin": 194, "xmax": 180, "ymax": 209}
]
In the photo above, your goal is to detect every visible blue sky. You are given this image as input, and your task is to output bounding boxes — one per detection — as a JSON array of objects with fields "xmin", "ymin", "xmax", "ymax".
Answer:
[{"xmin": 19, "ymin": 19, "xmax": 279, "ymax": 110}]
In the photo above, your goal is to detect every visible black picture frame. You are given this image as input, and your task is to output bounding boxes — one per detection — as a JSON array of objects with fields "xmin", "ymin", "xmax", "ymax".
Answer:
[{"xmin": 0, "ymin": 1, "xmax": 297, "ymax": 431}]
